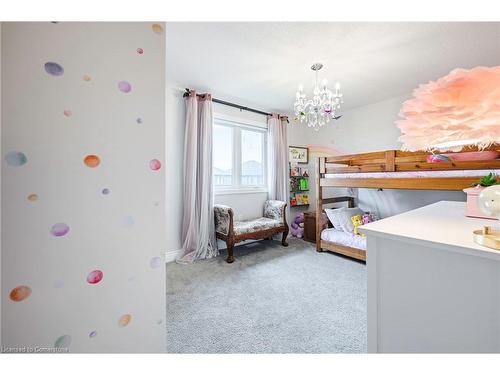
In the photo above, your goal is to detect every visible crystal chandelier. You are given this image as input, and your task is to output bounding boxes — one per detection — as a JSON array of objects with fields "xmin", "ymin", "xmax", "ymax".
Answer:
[{"xmin": 294, "ymin": 63, "xmax": 343, "ymax": 130}]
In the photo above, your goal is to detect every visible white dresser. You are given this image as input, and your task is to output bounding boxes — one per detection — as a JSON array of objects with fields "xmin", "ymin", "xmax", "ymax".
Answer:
[{"xmin": 360, "ymin": 201, "xmax": 500, "ymax": 353}]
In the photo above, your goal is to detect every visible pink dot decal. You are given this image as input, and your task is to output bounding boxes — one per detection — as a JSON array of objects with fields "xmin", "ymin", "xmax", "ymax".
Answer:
[
  {"xmin": 149, "ymin": 159, "xmax": 161, "ymax": 171},
  {"xmin": 137, "ymin": 48, "xmax": 144, "ymax": 54},
  {"xmin": 51, "ymin": 223, "xmax": 70, "ymax": 237},
  {"xmin": 118, "ymin": 81, "xmax": 132, "ymax": 93},
  {"xmin": 87, "ymin": 270, "xmax": 103, "ymax": 284},
  {"xmin": 63, "ymin": 110, "xmax": 72, "ymax": 117}
]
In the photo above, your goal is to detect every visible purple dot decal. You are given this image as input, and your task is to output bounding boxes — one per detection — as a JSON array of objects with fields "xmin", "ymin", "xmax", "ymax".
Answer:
[
  {"xmin": 53, "ymin": 280, "xmax": 64, "ymax": 288},
  {"xmin": 102, "ymin": 188, "xmax": 110, "ymax": 195},
  {"xmin": 44, "ymin": 62, "xmax": 64, "ymax": 76},
  {"xmin": 87, "ymin": 270, "xmax": 103, "ymax": 284},
  {"xmin": 149, "ymin": 159, "xmax": 161, "ymax": 171},
  {"xmin": 150, "ymin": 256, "xmax": 161, "ymax": 269},
  {"xmin": 118, "ymin": 81, "xmax": 132, "ymax": 93},
  {"xmin": 137, "ymin": 48, "xmax": 144, "ymax": 54},
  {"xmin": 89, "ymin": 331, "xmax": 97, "ymax": 338},
  {"xmin": 5, "ymin": 151, "xmax": 27, "ymax": 166},
  {"xmin": 136, "ymin": 117, "xmax": 143, "ymax": 124},
  {"xmin": 54, "ymin": 335, "xmax": 71, "ymax": 349},
  {"xmin": 50, "ymin": 223, "xmax": 70, "ymax": 237}
]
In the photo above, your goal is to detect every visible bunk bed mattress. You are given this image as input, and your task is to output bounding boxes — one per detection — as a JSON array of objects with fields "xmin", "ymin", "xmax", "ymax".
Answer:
[
  {"xmin": 320, "ymin": 228, "xmax": 367, "ymax": 250},
  {"xmin": 325, "ymin": 169, "xmax": 500, "ymax": 179}
]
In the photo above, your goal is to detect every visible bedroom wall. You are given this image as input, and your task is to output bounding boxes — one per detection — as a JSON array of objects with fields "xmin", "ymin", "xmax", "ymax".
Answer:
[
  {"xmin": 2, "ymin": 22, "xmax": 166, "ymax": 352},
  {"xmin": 300, "ymin": 94, "xmax": 466, "ymax": 217}
]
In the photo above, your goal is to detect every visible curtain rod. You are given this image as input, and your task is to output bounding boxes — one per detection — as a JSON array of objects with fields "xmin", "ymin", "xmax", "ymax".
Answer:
[{"xmin": 182, "ymin": 88, "xmax": 289, "ymax": 122}]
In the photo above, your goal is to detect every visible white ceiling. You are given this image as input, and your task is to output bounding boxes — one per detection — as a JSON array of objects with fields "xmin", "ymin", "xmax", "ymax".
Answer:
[{"xmin": 166, "ymin": 22, "xmax": 500, "ymax": 114}]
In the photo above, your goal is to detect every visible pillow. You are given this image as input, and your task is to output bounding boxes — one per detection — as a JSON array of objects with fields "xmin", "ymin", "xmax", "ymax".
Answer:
[
  {"xmin": 324, "ymin": 207, "xmax": 345, "ymax": 230},
  {"xmin": 339, "ymin": 207, "xmax": 364, "ymax": 233},
  {"xmin": 324, "ymin": 207, "xmax": 364, "ymax": 233}
]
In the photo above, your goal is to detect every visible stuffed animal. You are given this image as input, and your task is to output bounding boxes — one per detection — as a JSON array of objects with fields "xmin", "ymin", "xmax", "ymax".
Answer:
[
  {"xmin": 362, "ymin": 213, "xmax": 374, "ymax": 225},
  {"xmin": 351, "ymin": 214, "xmax": 364, "ymax": 236},
  {"xmin": 290, "ymin": 212, "xmax": 305, "ymax": 238}
]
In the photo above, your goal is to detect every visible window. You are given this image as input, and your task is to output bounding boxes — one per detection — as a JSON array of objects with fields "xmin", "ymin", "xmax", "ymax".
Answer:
[{"xmin": 213, "ymin": 115, "xmax": 267, "ymax": 193}]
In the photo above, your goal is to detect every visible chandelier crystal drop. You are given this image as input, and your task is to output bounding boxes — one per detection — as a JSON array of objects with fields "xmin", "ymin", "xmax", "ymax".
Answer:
[{"xmin": 294, "ymin": 63, "xmax": 343, "ymax": 131}]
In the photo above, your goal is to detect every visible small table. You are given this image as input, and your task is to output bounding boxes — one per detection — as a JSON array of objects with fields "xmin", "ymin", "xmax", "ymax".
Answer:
[{"xmin": 303, "ymin": 211, "xmax": 318, "ymax": 243}]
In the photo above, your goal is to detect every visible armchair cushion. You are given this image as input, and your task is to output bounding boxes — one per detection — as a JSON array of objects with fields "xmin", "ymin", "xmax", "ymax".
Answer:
[
  {"xmin": 234, "ymin": 217, "xmax": 282, "ymax": 236},
  {"xmin": 263, "ymin": 200, "xmax": 286, "ymax": 223},
  {"xmin": 214, "ymin": 204, "xmax": 232, "ymax": 235}
]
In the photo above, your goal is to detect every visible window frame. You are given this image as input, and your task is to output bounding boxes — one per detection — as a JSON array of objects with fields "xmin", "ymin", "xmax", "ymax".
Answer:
[{"xmin": 213, "ymin": 113, "xmax": 268, "ymax": 195}]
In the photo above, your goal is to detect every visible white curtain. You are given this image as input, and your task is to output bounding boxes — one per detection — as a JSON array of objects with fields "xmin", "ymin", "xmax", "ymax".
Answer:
[
  {"xmin": 178, "ymin": 91, "xmax": 217, "ymax": 263},
  {"xmin": 267, "ymin": 114, "xmax": 289, "ymax": 202}
]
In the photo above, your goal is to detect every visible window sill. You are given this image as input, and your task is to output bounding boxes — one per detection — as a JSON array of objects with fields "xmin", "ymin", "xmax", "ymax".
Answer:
[{"xmin": 214, "ymin": 187, "xmax": 268, "ymax": 195}]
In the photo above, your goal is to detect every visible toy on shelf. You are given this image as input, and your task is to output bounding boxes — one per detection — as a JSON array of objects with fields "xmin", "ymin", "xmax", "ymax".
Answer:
[{"xmin": 290, "ymin": 212, "xmax": 305, "ymax": 238}]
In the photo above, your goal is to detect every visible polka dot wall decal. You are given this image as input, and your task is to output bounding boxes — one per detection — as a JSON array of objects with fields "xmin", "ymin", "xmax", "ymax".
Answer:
[
  {"xmin": 150, "ymin": 257, "xmax": 161, "ymax": 269},
  {"xmin": 152, "ymin": 24, "xmax": 163, "ymax": 34},
  {"xmin": 54, "ymin": 335, "xmax": 71, "ymax": 349},
  {"xmin": 118, "ymin": 314, "xmax": 132, "ymax": 327},
  {"xmin": 44, "ymin": 62, "xmax": 64, "ymax": 76},
  {"xmin": 9, "ymin": 285, "xmax": 32, "ymax": 302},
  {"xmin": 27, "ymin": 193, "xmax": 38, "ymax": 202},
  {"xmin": 5, "ymin": 151, "xmax": 27, "ymax": 166},
  {"xmin": 137, "ymin": 47, "xmax": 144, "ymax": 54},
  {"xmin": 63, "ymin": 110, "xmax": 72, "ymax": 117},
  {"xmin": 102, "ymin": 188, "xmax": 110, "ymax": 195},
  {"xmin": 87, "ymin": 270, "xmax": 103, "ymax": 284},
  {"xmin": 121, "ymin": 216, "xmax": 135, "ymax": 228},
  {"xmin": 82, "ymin": 74, "xmax": 92, "ymax": 82},
  {"xmin": 53, "ymin": 280, "xmax": 64, "ymax": 288},
  {"xmin": 118, "ymin": 81, "xmax": 132, "ymax": 93},
  {"xmin": 50, "ymin": 223, "xmax": 70, "ymax": 237},
  {"xmin": 84, "ymin": 154, "xmax": 100, "ymax": 168},
  {"xmin": 149, "ymin": 159, "xmax": 161, "ymax": 171},
  {"xmin": 89, "ymin": 331, "xmax": 97, "ymax": 338},
  {"xmin": 136, "ymin": 117, "xmax": 143, "ymax": 124}
]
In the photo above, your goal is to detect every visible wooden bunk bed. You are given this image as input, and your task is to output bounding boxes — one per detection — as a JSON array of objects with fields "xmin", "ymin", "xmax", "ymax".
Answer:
[{"xmin": 315, "ymin": 146, "xmax": 500, "ymax": 261}]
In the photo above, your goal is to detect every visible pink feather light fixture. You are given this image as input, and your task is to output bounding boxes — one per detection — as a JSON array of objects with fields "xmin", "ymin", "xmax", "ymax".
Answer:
[{"xmin": 397, "ymin": 66, "xmax": 500, "ymax": 152}]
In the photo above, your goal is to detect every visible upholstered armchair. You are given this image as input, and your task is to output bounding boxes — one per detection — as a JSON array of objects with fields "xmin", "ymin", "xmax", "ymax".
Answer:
[{"xmin": 214, "ymin": 200, "xmax": 289, "ymax": 263}]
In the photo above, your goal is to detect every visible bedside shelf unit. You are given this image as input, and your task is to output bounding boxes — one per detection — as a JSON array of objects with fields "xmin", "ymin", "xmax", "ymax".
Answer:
[{"xmin": 289, "ymin": 162, "xmax": 310, "ymax": 207}]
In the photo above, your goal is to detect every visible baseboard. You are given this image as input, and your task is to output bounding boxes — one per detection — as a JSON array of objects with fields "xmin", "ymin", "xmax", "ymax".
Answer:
[{"xmin": 165, "ymin": 249, "xmax": 183, "ymax": 263}]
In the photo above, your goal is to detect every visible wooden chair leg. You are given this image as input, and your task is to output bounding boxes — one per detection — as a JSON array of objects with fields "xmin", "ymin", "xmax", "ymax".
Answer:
[
  {"xmin": 226, "ymin": 241, "xmax": 235, "ymax": 263},
  {"xmin": 281, "ymin": 228, "xmax": 289, "ymax": 247}
]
